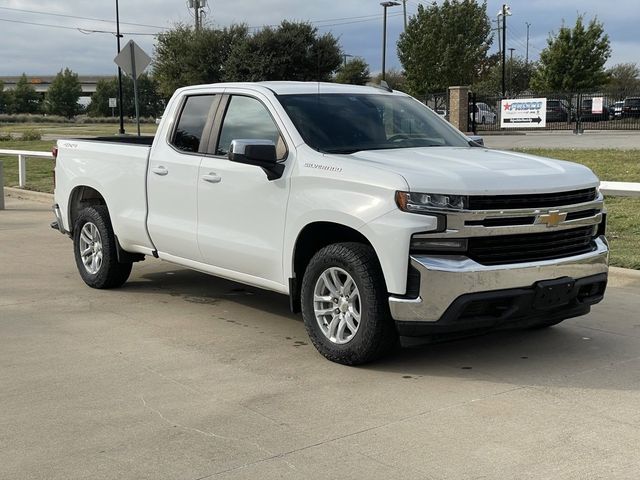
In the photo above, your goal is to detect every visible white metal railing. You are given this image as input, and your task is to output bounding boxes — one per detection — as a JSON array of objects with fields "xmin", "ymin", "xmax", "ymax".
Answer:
[
  {"xmin": 0, "ymin": 149, "xmax": 53, "ymax": 188},
  {"xmin": 600, "ymin": 181, "xmax": 640, "ymax": 197},
  {"xmin": 0, "ymin": 148, "xmax": 639, "ymax": 197}
]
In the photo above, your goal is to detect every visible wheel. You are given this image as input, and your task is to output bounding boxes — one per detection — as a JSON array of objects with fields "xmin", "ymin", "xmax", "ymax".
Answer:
[
  {"xmin": 73, "ymin": 205, "xmax": 132, "ymax": 289},
  {"xmin": 301, "ymin": 242, "xmax": 398, "ymax": 365}
]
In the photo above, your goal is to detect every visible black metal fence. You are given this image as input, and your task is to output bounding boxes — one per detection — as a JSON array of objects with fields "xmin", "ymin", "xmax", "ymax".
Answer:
[
  {"xmin": 425, "ymin": 92, "xmax": 449, "ymax": 120},
  {"xmin": 468, "ymin": 91, "xmax": 640, "ymax": 133}
]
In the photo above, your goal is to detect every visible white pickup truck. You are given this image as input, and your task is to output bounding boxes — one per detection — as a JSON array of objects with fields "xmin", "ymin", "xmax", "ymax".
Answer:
[{"xmin": 52, "ymin": 82, "xmax": 608, "ymax": 364}]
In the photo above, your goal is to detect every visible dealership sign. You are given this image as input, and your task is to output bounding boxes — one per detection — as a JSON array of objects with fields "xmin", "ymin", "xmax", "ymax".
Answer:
[{"xmin": 500, "ymin": 98, "xmax": 547, "ymax": 128}]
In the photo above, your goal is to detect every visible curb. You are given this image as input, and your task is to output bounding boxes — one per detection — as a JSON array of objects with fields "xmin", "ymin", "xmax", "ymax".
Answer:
[
  {"xmin": 5, "ymin": 187, "xmax": 53, "ymax": 204},
  {"xmin": 609, "ymin": 266, "xmax": 640, "ymax": 281}
]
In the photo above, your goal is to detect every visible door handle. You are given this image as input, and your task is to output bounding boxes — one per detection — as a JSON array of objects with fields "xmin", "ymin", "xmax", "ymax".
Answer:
[
  {"xmin": 202, "ymin": 173, "xmax": 222, "ymax": 184},
  {"xmin": 152, "ymin": 166, "xmax": 168, "ymax": 176}
]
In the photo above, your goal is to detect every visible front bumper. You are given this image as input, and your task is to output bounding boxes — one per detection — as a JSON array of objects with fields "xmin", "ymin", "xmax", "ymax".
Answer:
[{"xmin": 389, "ymin": 236, "xmax": 609, "ymax": 331}]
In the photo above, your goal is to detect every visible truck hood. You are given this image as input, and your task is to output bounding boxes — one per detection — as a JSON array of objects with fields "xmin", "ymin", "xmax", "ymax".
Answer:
[{"xmin": 334, "ymin": 147, "xmax": 599, "ymax": 195}]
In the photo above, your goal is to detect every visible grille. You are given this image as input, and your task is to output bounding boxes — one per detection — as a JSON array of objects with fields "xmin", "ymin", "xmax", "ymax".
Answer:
[
  {"xmin": 468, "ymin": 226, "xmax": 595, "ymax": 265},
  {"xmin": 468, "ymin": 188, "xmax": 597, "ymax": 210}
]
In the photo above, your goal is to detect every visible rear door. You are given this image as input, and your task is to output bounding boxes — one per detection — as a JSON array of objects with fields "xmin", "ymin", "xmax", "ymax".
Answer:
[{"xmin": 147, "ymin": 93, "xmax": 220, "ymax": 261}]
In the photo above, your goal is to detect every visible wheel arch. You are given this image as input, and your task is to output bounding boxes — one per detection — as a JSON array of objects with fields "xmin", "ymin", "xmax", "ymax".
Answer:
[
  {"xmin": 289, "ymin": 221, "xmax": 383, "ymax": 313},
  {"xmin": 67, "ymin": 185, "xmax": 107, "ymax": 234}
]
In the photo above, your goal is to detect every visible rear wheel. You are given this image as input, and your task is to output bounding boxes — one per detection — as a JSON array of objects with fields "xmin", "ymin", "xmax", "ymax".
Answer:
[
  {"xmin": 301, "ymin": 242, "xmax": 398, "ymax": 365},
  {"xmin": 73, "ymin": 206, "xmax": 132, "ymax": 289}
]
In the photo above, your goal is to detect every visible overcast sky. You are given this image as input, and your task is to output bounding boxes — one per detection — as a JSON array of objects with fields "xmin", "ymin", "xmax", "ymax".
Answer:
[{"xmin": 0, "ymin": 0, "xmax": 638, "ymax": 77}]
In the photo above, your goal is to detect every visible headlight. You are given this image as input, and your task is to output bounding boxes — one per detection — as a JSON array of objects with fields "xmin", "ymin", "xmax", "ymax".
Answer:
[{"xmin": 395, "ymin": 191, "xmax": 468, "ymax": 213}]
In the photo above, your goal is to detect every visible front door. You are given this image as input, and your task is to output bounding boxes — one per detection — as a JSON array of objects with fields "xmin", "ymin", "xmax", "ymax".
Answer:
[{"xmin": 197, "ymin": 94, "xmax": 291, "ymax": 287}]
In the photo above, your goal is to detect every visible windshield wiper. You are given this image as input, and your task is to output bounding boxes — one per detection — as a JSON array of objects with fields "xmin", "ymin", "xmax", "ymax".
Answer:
[{"xmin": 323, "ymin": 148, "xmax": 362, "ymax": 154}]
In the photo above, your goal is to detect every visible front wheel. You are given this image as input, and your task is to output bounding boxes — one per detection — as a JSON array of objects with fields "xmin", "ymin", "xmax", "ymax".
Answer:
[
  {"xmin": 301, "ymin": 243, "xmax": 398, "ymax": 365},
  {"xmin": 73, "ymin": 206, "xmax": 132, "ymax": 289}
]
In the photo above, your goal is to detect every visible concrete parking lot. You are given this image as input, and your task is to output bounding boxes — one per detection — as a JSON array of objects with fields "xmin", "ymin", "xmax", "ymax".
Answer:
[
  {"xmin": 2, "ymin": 195, "xmax": 640, "ymax": 480},
  {"xmin": 482, "ymin": 130, "xmax": 640, "ymax": 150}
]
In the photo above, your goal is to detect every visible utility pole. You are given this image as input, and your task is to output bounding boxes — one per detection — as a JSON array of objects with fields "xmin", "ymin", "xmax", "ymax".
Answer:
[
  {"xmin": 498, "ymin": 4, "xmax": 511, "ymax": 99},
  {"xmin": 189, "ymin": 0, "xmax": 206, "ymax": 30},
  {"xmin": 402, "ymin": 0, "xmax": 407, "ymax": 31},
  {"xmin": 115, "ymin": 0, "xmax": 124, "ymax": 135},
  {"xmin": 508, "ymin": 47, "xmax": 515, "ymax": 95},
  {"xmin": 525, "ymin": 22, "xmax": 531, "ymax": 64}
]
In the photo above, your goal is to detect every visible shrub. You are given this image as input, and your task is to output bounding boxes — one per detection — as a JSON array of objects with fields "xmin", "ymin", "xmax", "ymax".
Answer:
[
  {"xmin": 21, "ymin": 129, "xmax": 42, "ymax": 141},
  {"xmin": 0, "ymin": 133, "xmax": 12, "ymax": 141}
]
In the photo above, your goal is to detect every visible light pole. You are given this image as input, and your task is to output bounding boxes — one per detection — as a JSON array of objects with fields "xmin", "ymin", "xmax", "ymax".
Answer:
[
  {"xmin": 497, "ymin": 4, "xmax": 512, "ymax": 98},
  {"xmin": 115, "ymin": 0, "xmax": 125, "ymax": 134},
  {"xmin": 380, "ymin": 1, "xmax": 400, "ymax": 81},
  {"xmin": 525, "ymin": 22, "xmax": 531, "ymax": 64},
  {"xmin": 508, "ymin": 47, "xmax": 515, "ymax": 95}
]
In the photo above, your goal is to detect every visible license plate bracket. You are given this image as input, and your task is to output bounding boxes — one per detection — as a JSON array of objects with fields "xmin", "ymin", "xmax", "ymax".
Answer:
[{"xmin": 533, "ymin": 277, "xmax": 577, "ymax": 310}]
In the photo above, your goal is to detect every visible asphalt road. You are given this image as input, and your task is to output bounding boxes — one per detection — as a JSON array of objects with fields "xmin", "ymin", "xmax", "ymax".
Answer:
[{"xmin": 2, "ymin": 196, "xmax": 640, "ymax": 480}]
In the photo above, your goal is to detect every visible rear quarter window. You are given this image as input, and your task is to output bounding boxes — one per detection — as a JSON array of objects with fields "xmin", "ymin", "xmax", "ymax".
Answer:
[{"xmin": 171, "ymin": 95, "xmax": 216, "ymax": 153}]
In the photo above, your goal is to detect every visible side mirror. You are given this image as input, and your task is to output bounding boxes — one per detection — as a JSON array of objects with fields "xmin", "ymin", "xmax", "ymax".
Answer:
[{"xmin": 228, "ymin": 139, "xmax": 284, "ymax": 180}]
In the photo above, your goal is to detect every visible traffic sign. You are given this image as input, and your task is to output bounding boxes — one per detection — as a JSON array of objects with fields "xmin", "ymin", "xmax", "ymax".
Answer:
[
  {"xmin": 500, "ymin": 98, "xmax": 547, "ymax": 128},
  {"xmin": 113, "ymin": 40, "xmax": 151, "ymax": 136},
  {"xmin": 108, "ymin": 98, "xmax": 117, "ymax": 108},
  {"xmin": 114, "ymin": 40, "xmax": 151, "ymax": 79}
]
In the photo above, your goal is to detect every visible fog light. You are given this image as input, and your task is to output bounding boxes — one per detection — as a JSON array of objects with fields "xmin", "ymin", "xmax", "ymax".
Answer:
[{"xmin": 410, "ymin": 237, "xmax": 468, "ymax": 252}]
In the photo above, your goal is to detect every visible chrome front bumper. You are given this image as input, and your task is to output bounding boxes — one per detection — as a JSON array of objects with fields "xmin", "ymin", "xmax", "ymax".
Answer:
[{"xmin": 389, "ymin": 236, "xmax": 609, "ymax": 322}]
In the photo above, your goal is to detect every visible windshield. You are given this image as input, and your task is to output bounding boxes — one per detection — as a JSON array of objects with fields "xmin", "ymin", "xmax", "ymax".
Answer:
[{"xmin": 278, "ymin": 93, "xmax": 469, "ymax": 154}]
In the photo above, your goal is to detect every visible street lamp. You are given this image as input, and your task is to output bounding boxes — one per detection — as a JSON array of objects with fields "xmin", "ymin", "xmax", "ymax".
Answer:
[
  {"xmin": 380, "ymin": 1, "xmax": 400, "ymax": 81},
  {"xmin": 497, "ymin": 4, "xmax": 512, "ymax": 98}
]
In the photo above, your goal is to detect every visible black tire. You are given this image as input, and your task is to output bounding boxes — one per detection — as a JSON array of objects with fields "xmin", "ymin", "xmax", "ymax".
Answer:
[
  {"xmin": 73, "ymin": 205, "xmax": 132, "ymax": 289},
  {"xmin": 301, "ymin": 242, "xmax": 398, "ymax": 365}
]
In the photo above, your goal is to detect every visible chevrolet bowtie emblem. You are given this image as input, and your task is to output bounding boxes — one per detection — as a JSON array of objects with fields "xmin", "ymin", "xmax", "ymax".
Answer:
[{"xmin": 537, "ymin": 210, "xmax": 567, "ymax": 227}]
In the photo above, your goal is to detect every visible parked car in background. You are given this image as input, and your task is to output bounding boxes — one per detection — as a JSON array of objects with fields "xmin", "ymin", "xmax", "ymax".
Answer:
[
  {"xmin": 622, "ymin": 97, "xmax": 640, "ymax": 118},
  {"xmin": 470, "ymin": 102, "xmax": 497, "ymax": 124},
  {"xmin": 546, "ymin": 99, "xmax": 571, "ymax": 122},
  {"xmin": 612, "ymin": 101, "xmax": 624, "ymax": 119},
  {"xmin": 579, "ymin": 98, "xmax": 612, "ymax": 121}
]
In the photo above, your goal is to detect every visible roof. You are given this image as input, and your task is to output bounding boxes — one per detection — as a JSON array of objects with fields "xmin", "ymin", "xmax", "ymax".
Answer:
[{"xmin": 181, "ymin": 81, "xmax": 404, "ymax": 96}]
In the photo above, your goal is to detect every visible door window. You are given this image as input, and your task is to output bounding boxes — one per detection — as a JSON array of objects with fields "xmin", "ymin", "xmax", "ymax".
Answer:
[
  {"xmin": 216, "ymin": 96, "xmax": 286, "ymax": 159},
  {"xmin": 171, "ymin": 95, "xmax": 216, "ymax": 153}
]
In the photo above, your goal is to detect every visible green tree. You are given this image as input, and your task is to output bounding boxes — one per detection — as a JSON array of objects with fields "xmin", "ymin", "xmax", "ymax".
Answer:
[
  {"xmin": 9, "ymin": 73, "xmax": 41, "ymax": 114},
  {"xmin": 0, "ymin": 81, "xmax": 8, "ymax": 113},
  {"xmin": 531, "ymin": 15, "xmax": 611, "ymax": 92},
  {"xmin": 474, "ymin": 56, "xmax": 536, "ymax": 96},
  {"xmin": 88, "ymin": 74, "xmax": 163, "ymax": 118},
  {"xmin": 397, "ymin": 0, "xmax": 492, "ymax": 97},
  {"xmin": 45, "ymin": 68, "xmax": 82, "ymax": 118},
  {"xmin": 606, "ymin": 63, "xmax": 640, "ymax": 98},
  {"xmin": 153, "ymin": 24, "xmax": 249, "ymax": 98},
  {"xmin": 335, "ymin": 57, "xmax": 371, "ymax": 85},
  {"xmin": 223, "ymin": 21, "xmax": 342, "ymax": 82},
  {"xmin": 371, "ymin": 68, "xmax": 407, "ymax": 91}
]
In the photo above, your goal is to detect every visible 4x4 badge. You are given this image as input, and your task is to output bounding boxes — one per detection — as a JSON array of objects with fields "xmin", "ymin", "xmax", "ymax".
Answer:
[{"xmin": 537, "ymin": 210, "xmax": 567, "ymax": 227}]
